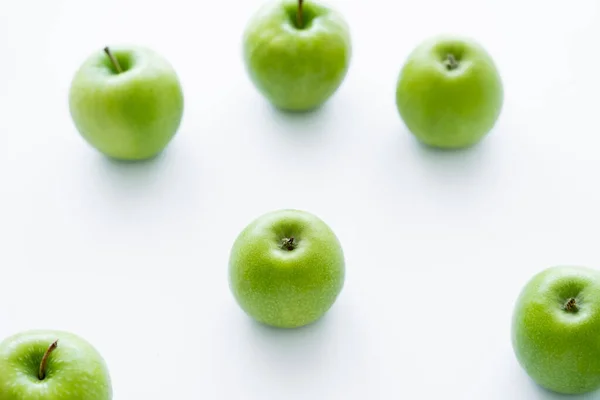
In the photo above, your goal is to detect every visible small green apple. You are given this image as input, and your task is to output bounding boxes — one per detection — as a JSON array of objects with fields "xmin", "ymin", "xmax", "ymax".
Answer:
[
  {"xmin": 0, "ymin": 329, "xmax": 112, "ymax": 400},
  {"xmin": 511, "ymin": 266, "xmax": 600, "ymax": 394},
  {"xmin": 69, "ymin": 46, "xmax": 184, "ymax": 161},
  {"xmin": 395, "ymin": 35, "xmax": 503, "ymax": 149},
  {"xmin": 229, "ymin": 209, "xmax": 345, "ymax": 328},
  {"xmin": 242, "ymin": 0, "xmax": 352, "ymax": 111}
]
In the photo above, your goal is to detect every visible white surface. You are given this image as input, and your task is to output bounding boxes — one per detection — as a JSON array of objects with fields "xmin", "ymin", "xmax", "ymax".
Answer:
[{"xmin": 1, "ymin": 0, "xmax": 600, "ymax": 399}]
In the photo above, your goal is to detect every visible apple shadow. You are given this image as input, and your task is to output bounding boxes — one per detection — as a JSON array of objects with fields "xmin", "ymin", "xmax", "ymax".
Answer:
[
  {"xmin": 243, "ymin": 315, "xmax": 336, "ymax": 385},
  {"xmin": 526, "ymin": 379, "xmax": 600, "ymax": 400},
  {"xmin": 246, "ymin": 314, "xmax": 331, "ymax": 355},
  {"xmin": 262, "ymin": 102, "xmax": 332, "ymax": 140},
  {"xmin": 402, "ymin": 129, "xmax": 497, "ymax": 184},
  {"xmin": 92, "ymin": 150, "xmax": 171, "ymax": 196},
  {"xmin": 412, "ymin": 136, "xmax": 490, "ymax": 167}
]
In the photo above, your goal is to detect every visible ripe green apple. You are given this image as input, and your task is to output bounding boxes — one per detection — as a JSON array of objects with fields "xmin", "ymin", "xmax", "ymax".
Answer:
[
  {"xmin": 0, "ymin": 329, "xmax": 112, "ymax": 400},
  {"xmin": 242, "ymin": 0, "xmax": 352, "ymax": 111},
  {"xmin": 69, "ymin": 46, "xmax": 184, "ymax": 161},
  {"xmin": 395, "ymin": 35, "xmax": 503, "ymax": 149},
  {"xmin": 511, "ymin": 266, "xmax": 600, "ymax": 394},
  {"xmin": 229, "ymin": 209, "xmax": 345, "ymax": 328}
]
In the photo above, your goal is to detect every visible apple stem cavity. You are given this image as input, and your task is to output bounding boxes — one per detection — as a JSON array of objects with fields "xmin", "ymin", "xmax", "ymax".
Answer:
[
  {"xmin": 38, "ymin": 340, "xmax": 58, "ymax": 380},
  {"xmin": 444, "ymin": 54, "xmax": 459, "ymax": 71},
  {"xmin": 297, "ymin": 0, "xmax": 304, "ymax": 28},
  {"xmin": 103, "ymin": 47, "xmax": 123, "ymax": 74},
  {"xmin": 564, "ymin": 298, "xmax": 579, "ymax": 313},
  {"xmin": 281, "ymin": 237, "xmax": 297, "ymax": 251}
]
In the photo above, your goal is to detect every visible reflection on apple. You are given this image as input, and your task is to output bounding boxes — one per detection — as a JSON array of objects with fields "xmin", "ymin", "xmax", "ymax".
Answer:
[
  {"xmin": 69, "ymin": 46, "xmax": 184, "ymax": 161},
  {"xmin": 0, "ymin": 330, "xmax": 112, "ymax": 400},
  {"xmin": 396, "ymin": 35, "xmax": 503, "ymax": 149},
  {"xmin": 229, "ymin": 209, "xmax": 345, "ymax": 328},
  {"xmin": 511, "ymin": 266, "xmax": 600, "ymax": 394},
  {"xmin": 242, "ymin": 0, "xmax": 352, "ymax": 111}
]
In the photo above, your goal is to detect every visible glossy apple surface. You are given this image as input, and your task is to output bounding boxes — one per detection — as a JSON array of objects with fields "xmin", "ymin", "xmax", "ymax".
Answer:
[
  {"xmin": 243, "ymin": 0, "xmax": 351, "ymax": 111},
  {"xmin": 0, "ymin": 330, "xmax": 112, "ymax": 400},
  {"xmin": 511, "ymin": 266, "xmax": 600, "ymax": 394},
  {"xmin": 229, "ymin": 209, "xmax": 345, "ymax": 328},
  {"xmin": 396, "ymin": 35, "xmax": 503, "ymax": 149},
  {"xmin": 69, "ymin": 46, "xmax": 184, "ymax": 160}
]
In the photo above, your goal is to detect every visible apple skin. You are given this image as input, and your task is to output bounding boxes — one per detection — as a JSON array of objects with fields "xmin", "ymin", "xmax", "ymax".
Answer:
[
  {"xmin": 396, "ymin": 35, "xmax": 503, "ymax": 149},
  {"xmin": 229, "ymin": 209, "xmax": 345, "ymax": 328},
  {"xmin": 242, "ymin": 0, "xmax": 352, "ymax": 111},
  {"xmin": 0, "ymin": 330, "xmax": 112, "ymax": 400},
  {"xmin": 69, "ymin": 46, "xmax": 184, "ymax": 161},
  {"xmin": 511, "ymin": 266, "xmax": 600, "ymax": 394}
]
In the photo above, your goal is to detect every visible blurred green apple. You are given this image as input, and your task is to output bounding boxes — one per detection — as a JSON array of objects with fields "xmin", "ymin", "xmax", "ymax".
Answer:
[
  {"xmin": 69, "ymin": 46, "xmax": 184, "ymax": 161},
  {"xmin": 242, "ymin": 0, "xmax": 352, "ymax": 111},
  {"xmin": 229, "ymin": 209, "xmax": 345, "ymax": 328},
  {"xmin": 0, "ymin": 330, "xmax": 112, "ymax": 400},
  {"xmin": 512, "ymin": 266, "xmax": 600, "ymax": 394},
  {"xmin": 396, "ymin": 35, "xmax": 503, "ymax": 149}
]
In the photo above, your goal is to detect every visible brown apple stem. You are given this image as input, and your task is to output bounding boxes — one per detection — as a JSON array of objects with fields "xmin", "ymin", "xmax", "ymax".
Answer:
[
  {"xmin": 281, "ymin": 237, "xmax": 296, "ymax": 251},
  {"xmin": 445, "ymin": 54, "xmax": 458, "ymax": 70},
  {"xmin": 38, "ymin": 340, "xmax": 58, "ymax": 380},
  {"xmin": 564, "ymin": 298, "xmax": 578, "ymax": 313},
  {"xmin": 103, "ymin": 47, "xmax": 123, "ymax": 73},
  {"xmin": 297, "ymin": 0, "xmax": 304, "ymax": 28}
]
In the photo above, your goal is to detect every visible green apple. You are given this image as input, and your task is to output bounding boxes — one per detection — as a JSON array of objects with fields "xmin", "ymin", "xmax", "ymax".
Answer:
[
  {"xmin": 229, "ymin": 209, "xmax": 345, "ymax": 328},
  {"xmin": 0, "ymin": 329, "xmax": 112, "ymax": 400},
  {"xmin": 395, "ymin": 35, "xmax": 503, "ymax": 149},
  {"xmin": 511, "ymin": 266, "xmax": 600, "ymax": 394},
  {"xmin": 242, "ymin": 0, "xmax": 352, "ymax": 111},
  {"xmin": 69, "ymin": 46, "xmax": 184, "ymax": 161}
]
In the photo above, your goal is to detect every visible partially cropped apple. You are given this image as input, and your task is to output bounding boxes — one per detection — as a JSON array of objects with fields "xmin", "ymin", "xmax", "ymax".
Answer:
[
  {"xmin": 69, "ymin": 46, "xmax": 184, "ymax": 161},
  {"xmin": 242, "ymin": 0, "xmax": 352, "ymax": 111},
  {"xmin": 229, "ymin": 209, "xmax": 345, "ymax": 328},
  {"xmin": 0, "ymin": 330, "xmax": 112, "ymax": 399},
  {"xmin": 512, "ymin": 266, "xmax": 600, "ymax": 394},
  {"xmin": 396, "ymin": 35, "xmax": 503, "ymax": 149}
]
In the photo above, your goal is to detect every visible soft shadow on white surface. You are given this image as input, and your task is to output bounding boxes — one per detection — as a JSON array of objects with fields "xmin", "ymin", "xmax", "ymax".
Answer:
[
  {"xmin": 408, "ymin": 133, "xmax": 495, "ymax": 180},
  {"xmin": 261, "ymin": 103, "xmax": 333, "ymax": 140},
  {"xmin": 236, "ymin": 317, "xmax": 336, "ymax": 396},
  {"xmin": 527, "ymin": 381, "xmax": 600, "ymax": 400},
  {"xmin": 245, "ymin": 315, "xmax": 333, "ymax": 366},
  {"xmin": 228, "ymin": 308, "xmax": 375, "ymax": 399},
  {"xmin": 378, "ymin": 125, "xmax": 497, "ymax": 183},
  {"xmin": 81, "ymin": 147, "xmax": 190, "ymax": 222},
  {"xmin": 485, "ymin": 355, "xmax": 600, "ymax": 400},
  {"xmin": 242, "ymin": 313, "xmax": 347, "ymax": 393},
  {"xmin": 94, "ymin": 151, "xmax": 171, "ymax": 192},
  {"xmin": 374, "ymin": 127, "xmax": 498, "ymax": 201}
]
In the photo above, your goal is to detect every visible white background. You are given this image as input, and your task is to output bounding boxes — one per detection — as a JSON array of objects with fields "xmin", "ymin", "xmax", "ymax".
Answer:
[{"xmin": 1, "ymin": 0, "xmax": 600, "ymax": 399}]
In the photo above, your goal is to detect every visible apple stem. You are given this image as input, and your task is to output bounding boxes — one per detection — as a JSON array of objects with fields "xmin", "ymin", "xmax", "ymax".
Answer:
[
  {"xmin": 103, "ymin": 47, "xmax": 123, "ymax": 74},
  {"xmin": 38, "ymin": 340, "xmax": 58, "ymax": 380},
  {"xmin": 564, "ymin": 298, "xmax": 578, "ymax": 313},
  {"xmin": 297, "ymin": 0, "xmax": 304, "ymax": 28},
  {"xmin": 445, "ymin": 54, "xmax": 459, "ymax": 70},
  {"xmin": 281, "ymin": 237, "xmax": 297, "ymax": 251}
]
